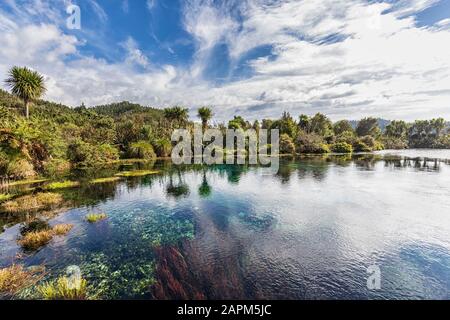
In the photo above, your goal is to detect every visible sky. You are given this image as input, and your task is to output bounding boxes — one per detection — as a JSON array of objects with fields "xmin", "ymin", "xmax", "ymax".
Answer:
[{"xmin": 0, "ymin": 0, "xmax": 450, "ymax": 121}]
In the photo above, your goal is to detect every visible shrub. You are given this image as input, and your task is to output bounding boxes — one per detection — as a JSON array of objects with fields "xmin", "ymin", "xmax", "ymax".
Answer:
[
  {"xmin": 331, "ymin": 142, "xmax": 353, "ymax": 153},
  {"xmin": 86, "ymin": 213, "xmax": 107, "ymax": 223},
  {"xmin": 432, "ymin": 134, "xmax": 450, "ymax": 149},
  {"xmin": 98, "ymin": 144, "xmax": 119, "ymax": 162},
  {"xmin": 296, "ymin": 131, "xmax": 330, "ymax": 154},
  {"xmin": 153, "ymin": 138, "xmax": 172, "ymax": 157},
  {"xmin": 43, "ymin": 158, "xmax": 70, "ymax": 176},
  {"xmin": 1, "ymin": 192, "xmax": 63, "ymax": 213},
  {"xmin": 279, "ymin": 134, "xmax": 296, "ymax": 154},
  {"xmin": 381, "ymin": 136, "xmax": 408, "ymax": 149},
  {"xmin": 353, "ymin": 140, "xmax": 372, "ymax": 152},
  {"xmin": 67, "ymin": 139, "xmax": 97, "ymax": 166},
  {"xmin": 68, "ymin": 140, "xmax": 118, "ymax": 167},
  {"xmin": 128, "ymin": 141, "xmax": 156, "ymax": 160},
  {"xmin": 38, "ymin": 276, "xmax": 88, "ymax": 300},
  {"xmin": 335, "ymin": 130, "xmax": 357, "ymax": 145},
  {"xmin": 7, "ymin": 159, "xmax": 36, "ymax": 179}
]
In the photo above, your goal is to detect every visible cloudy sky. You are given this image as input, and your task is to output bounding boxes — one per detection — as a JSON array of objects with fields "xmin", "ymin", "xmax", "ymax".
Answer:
[{"xmin": 0, "ymin": 0, "xmax": 450, "ymax": 121}]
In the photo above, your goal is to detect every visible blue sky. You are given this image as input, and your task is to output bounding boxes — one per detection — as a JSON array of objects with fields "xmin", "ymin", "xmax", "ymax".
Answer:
[{"xmin": 1, "ymin": 0, "xmax": 450, "ymax": 121}]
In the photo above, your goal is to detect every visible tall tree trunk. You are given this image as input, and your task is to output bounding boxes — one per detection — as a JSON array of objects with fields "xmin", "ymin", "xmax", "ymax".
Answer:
[{"xmin": 25, "ymin": 99, "xmax": 29, "ymax": 118}]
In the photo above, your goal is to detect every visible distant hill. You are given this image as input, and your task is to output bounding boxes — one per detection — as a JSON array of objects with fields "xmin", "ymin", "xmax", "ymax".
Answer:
[
  {"xmin": 349, "ymin": 118, "xmax": 391, "ymax": 132},
  {"xmin": 92, "ymin": 101, "xmax": 164, "ymax": 119}
]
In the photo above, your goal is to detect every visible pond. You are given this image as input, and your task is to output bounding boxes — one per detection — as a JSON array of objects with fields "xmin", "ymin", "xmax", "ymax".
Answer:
[{"xmin": 0, "ymin": 151, "xmax": 449, "ymax": 299}]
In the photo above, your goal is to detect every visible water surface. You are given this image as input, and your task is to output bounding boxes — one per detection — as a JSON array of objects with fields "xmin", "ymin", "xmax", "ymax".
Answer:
[{"xmin": 0, "ymin": 152, "xmax": 449, "ymax": 299}]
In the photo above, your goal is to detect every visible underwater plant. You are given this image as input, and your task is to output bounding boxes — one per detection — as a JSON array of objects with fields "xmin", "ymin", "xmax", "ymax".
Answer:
[
  {"xmin": 86, "ymin": 213, "xmax": 108, "ymax": 223},
  {"xmin": 52, "ymin": 224, "xmax": 74, "ymax": 236},
  {"xmin": 37, "ymin": 276, "xmax": 88, "ymax": 300},
  {"xmin": 89, "ymin": 177, "xmax": 121, "ymax": 184},
  {"xmin": 18, "ymin": 230, "xmax": 54, "ymax": 250},
  {"xmin": 114, "ymin": 170, "xmax": 159, "ymax": 177},
  {"xmin": 0, "ymin": 264, "xmax": 45, "ymax": 298},
  {"xmin": 44, "ymin": 181, "xmax": 80, "ymax": 190}
]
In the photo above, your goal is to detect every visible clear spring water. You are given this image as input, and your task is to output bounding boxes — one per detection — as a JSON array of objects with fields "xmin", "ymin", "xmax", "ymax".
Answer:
[{"xmin": 0, "ymin": 153, "xmax": 449, "ymax": 299}]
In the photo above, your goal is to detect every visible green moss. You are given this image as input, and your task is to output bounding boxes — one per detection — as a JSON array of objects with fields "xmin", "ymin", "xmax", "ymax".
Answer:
[
  {"xmin": 45, "ymin": 180, "xmax": 80, "ymax": 190},
  {"xmin": 90, "ymin": 177, "xmax": 121, "ymax": 184},
  {"xmin": 7, "ymin": 178, "xmax": 48, "ymax": 187},
  {"xmin": 86, "ymin": 213, "xmax": 107, "ymax": 223},
  {"xmin": 114, "ymin": 170, "xmax": 159, "ymax": 177}
]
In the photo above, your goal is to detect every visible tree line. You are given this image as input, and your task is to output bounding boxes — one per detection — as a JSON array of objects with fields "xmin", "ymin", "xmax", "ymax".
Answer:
[{"xmin": 1, "ymin": 66, "xmax": 449, "ymax": 180}]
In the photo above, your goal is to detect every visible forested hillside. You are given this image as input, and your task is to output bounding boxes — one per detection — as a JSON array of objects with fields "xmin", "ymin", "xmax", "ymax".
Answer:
[{"xmin": 1, "ymin": 87, "xmax": 450, "ymax": 181}]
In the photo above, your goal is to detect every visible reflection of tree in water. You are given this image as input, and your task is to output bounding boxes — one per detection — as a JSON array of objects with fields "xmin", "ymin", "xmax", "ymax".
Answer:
[
  {"xmin": 226, "ymin": 164, "xmax": 248, "ymax": 184},
  {"xmin": 276, "ymin": 158, "xmax": 295, "ymax": 183},
  {"xmin": 198, "ymin": 171, "xmax": 212, "ymax": 198},
  {"xmin": 165, "ymin": 170, "xmax": 190, "ymax": 199}
]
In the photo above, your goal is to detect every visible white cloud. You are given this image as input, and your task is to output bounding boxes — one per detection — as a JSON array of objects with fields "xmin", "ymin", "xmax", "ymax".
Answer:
[
  {"xmin": 146, "ymin": 0, "xmax": 156, "ymax": 11},
  {"xmin": 0, "ymin": 0, "xmax": 450, "ymax": 121},
  {"xmin": 121, "ymin": 37, "xmax": 150, "ymax": 68}
]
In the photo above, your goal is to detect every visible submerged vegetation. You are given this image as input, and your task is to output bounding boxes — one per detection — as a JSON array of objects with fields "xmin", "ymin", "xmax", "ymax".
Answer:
[
  {"xmin": 86, "ymin": 213, "xmax": 107, "ymax": 223},
  {"xmin": 37, "ymin": 276, "xmax": 88, "ymax": 300},
  {"xmin": 18, "ymin": 223, "xmax": 74, "ymax": 250},
  {"xmin": 90, "ymin": 177, "xmax": 121, "ymax": 184},
  {"xmin": 0, "ymin": 264, "xmax": 45, "ymax": 298},
  {"xmin": 115, "ymin": 170, "xmax": 160, "ymax": 177},
  {"xmin": 44, "ymin": 180, "xmax": 80, "ymax": 190},
  {"xmin": 18, "ymin": 229, "xmax": 54, "ymax": 250}
]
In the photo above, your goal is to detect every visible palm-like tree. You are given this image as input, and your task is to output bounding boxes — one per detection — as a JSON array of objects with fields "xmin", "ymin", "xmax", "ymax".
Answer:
[
  {"xmin": 197, "ymin": 107, "xmax": 213, "ymax": 130},
  {"xmin": 5, "ymin": 66, "xmax": 46, "ymax": 118},
  {"xmin": 163, "ymin": 106, "xmax": 189, "ymax": 127}
]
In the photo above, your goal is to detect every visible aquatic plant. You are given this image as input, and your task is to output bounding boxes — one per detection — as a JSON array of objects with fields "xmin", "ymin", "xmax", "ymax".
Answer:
[
  {"xmin": 1, "ymin": 192, "xmax": 63, "ymax": 213},
  {"xmin": 0, "ymin": 193, "xmax": 12, "ymax": 203},
  {"xmin": 20, "ymin": 219, "xmax": 51, "ymax": 236},
  {"xmin": 86, "ymin": 213, "xmax": 107, "ymax": 223},
  {"xmin": 18, "ymin": 229, "xmax": 54, "ymax": 250},
  {"xmin": 115, "ymin": 170, "xmax": 159, "ymax": 177},
  {"xmin": 45, "ymin": 180, "xmax": 80, "ymax": 190},
  {"xmin": 6, "ymin": 178, "xmax": 48, "ymax": 187},
  {"xmin": 89, "ymin": 177, "xmax": 121, "ymax": 184},
  {"xmin": 52, "ymin": 224, "xmax": 74, "ymax": 236},
  {"xmin": 37, "ymin": 276, "xmax": 88, "ymax": 300},
  {"xmin": 0, "ymin": 264, "xmax": 45, "ymax": 298}
]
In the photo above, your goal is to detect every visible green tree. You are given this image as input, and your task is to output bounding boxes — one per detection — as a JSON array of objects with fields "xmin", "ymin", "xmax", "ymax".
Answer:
[
  {"xmin": 5, "ymin": 66, "xmax": 46, "ymax": 118},
  {"xmin": 279, "ymin": 133, "xmax": 296, "ymax": 154},
  {"xmin": 310, "ymin": 113, "xmax": 334, "ymax": 142},
  {"xmin": 356, "ymin": 117, "xmax": 380, "ymax": 137},
  {"xmin": 298, "ymin": 114, "xmax": 311, "ymax": 133},
  {"xmin": 385, "ymin": 120, "xmax": 408, "ymax": 139},
  {"xmin": 333, "ymin": 120, "xmax": 354, "ymax": 135},
  {"xmin": 164, "ymin": 106, "xmax": 189, "ymax": 127},
  {"xmin": 431, "ymin": 118, "xmax": 446, "ymax": 137},
  {"xmin": 197, "ymin": 107, "xmax": 213, "ymax": 130}
]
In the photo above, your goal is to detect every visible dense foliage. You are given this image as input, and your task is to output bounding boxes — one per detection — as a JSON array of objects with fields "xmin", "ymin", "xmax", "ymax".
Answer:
[{"xmin": 1, "ymin": 66, "xmax": 449, "ymax": 180}]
